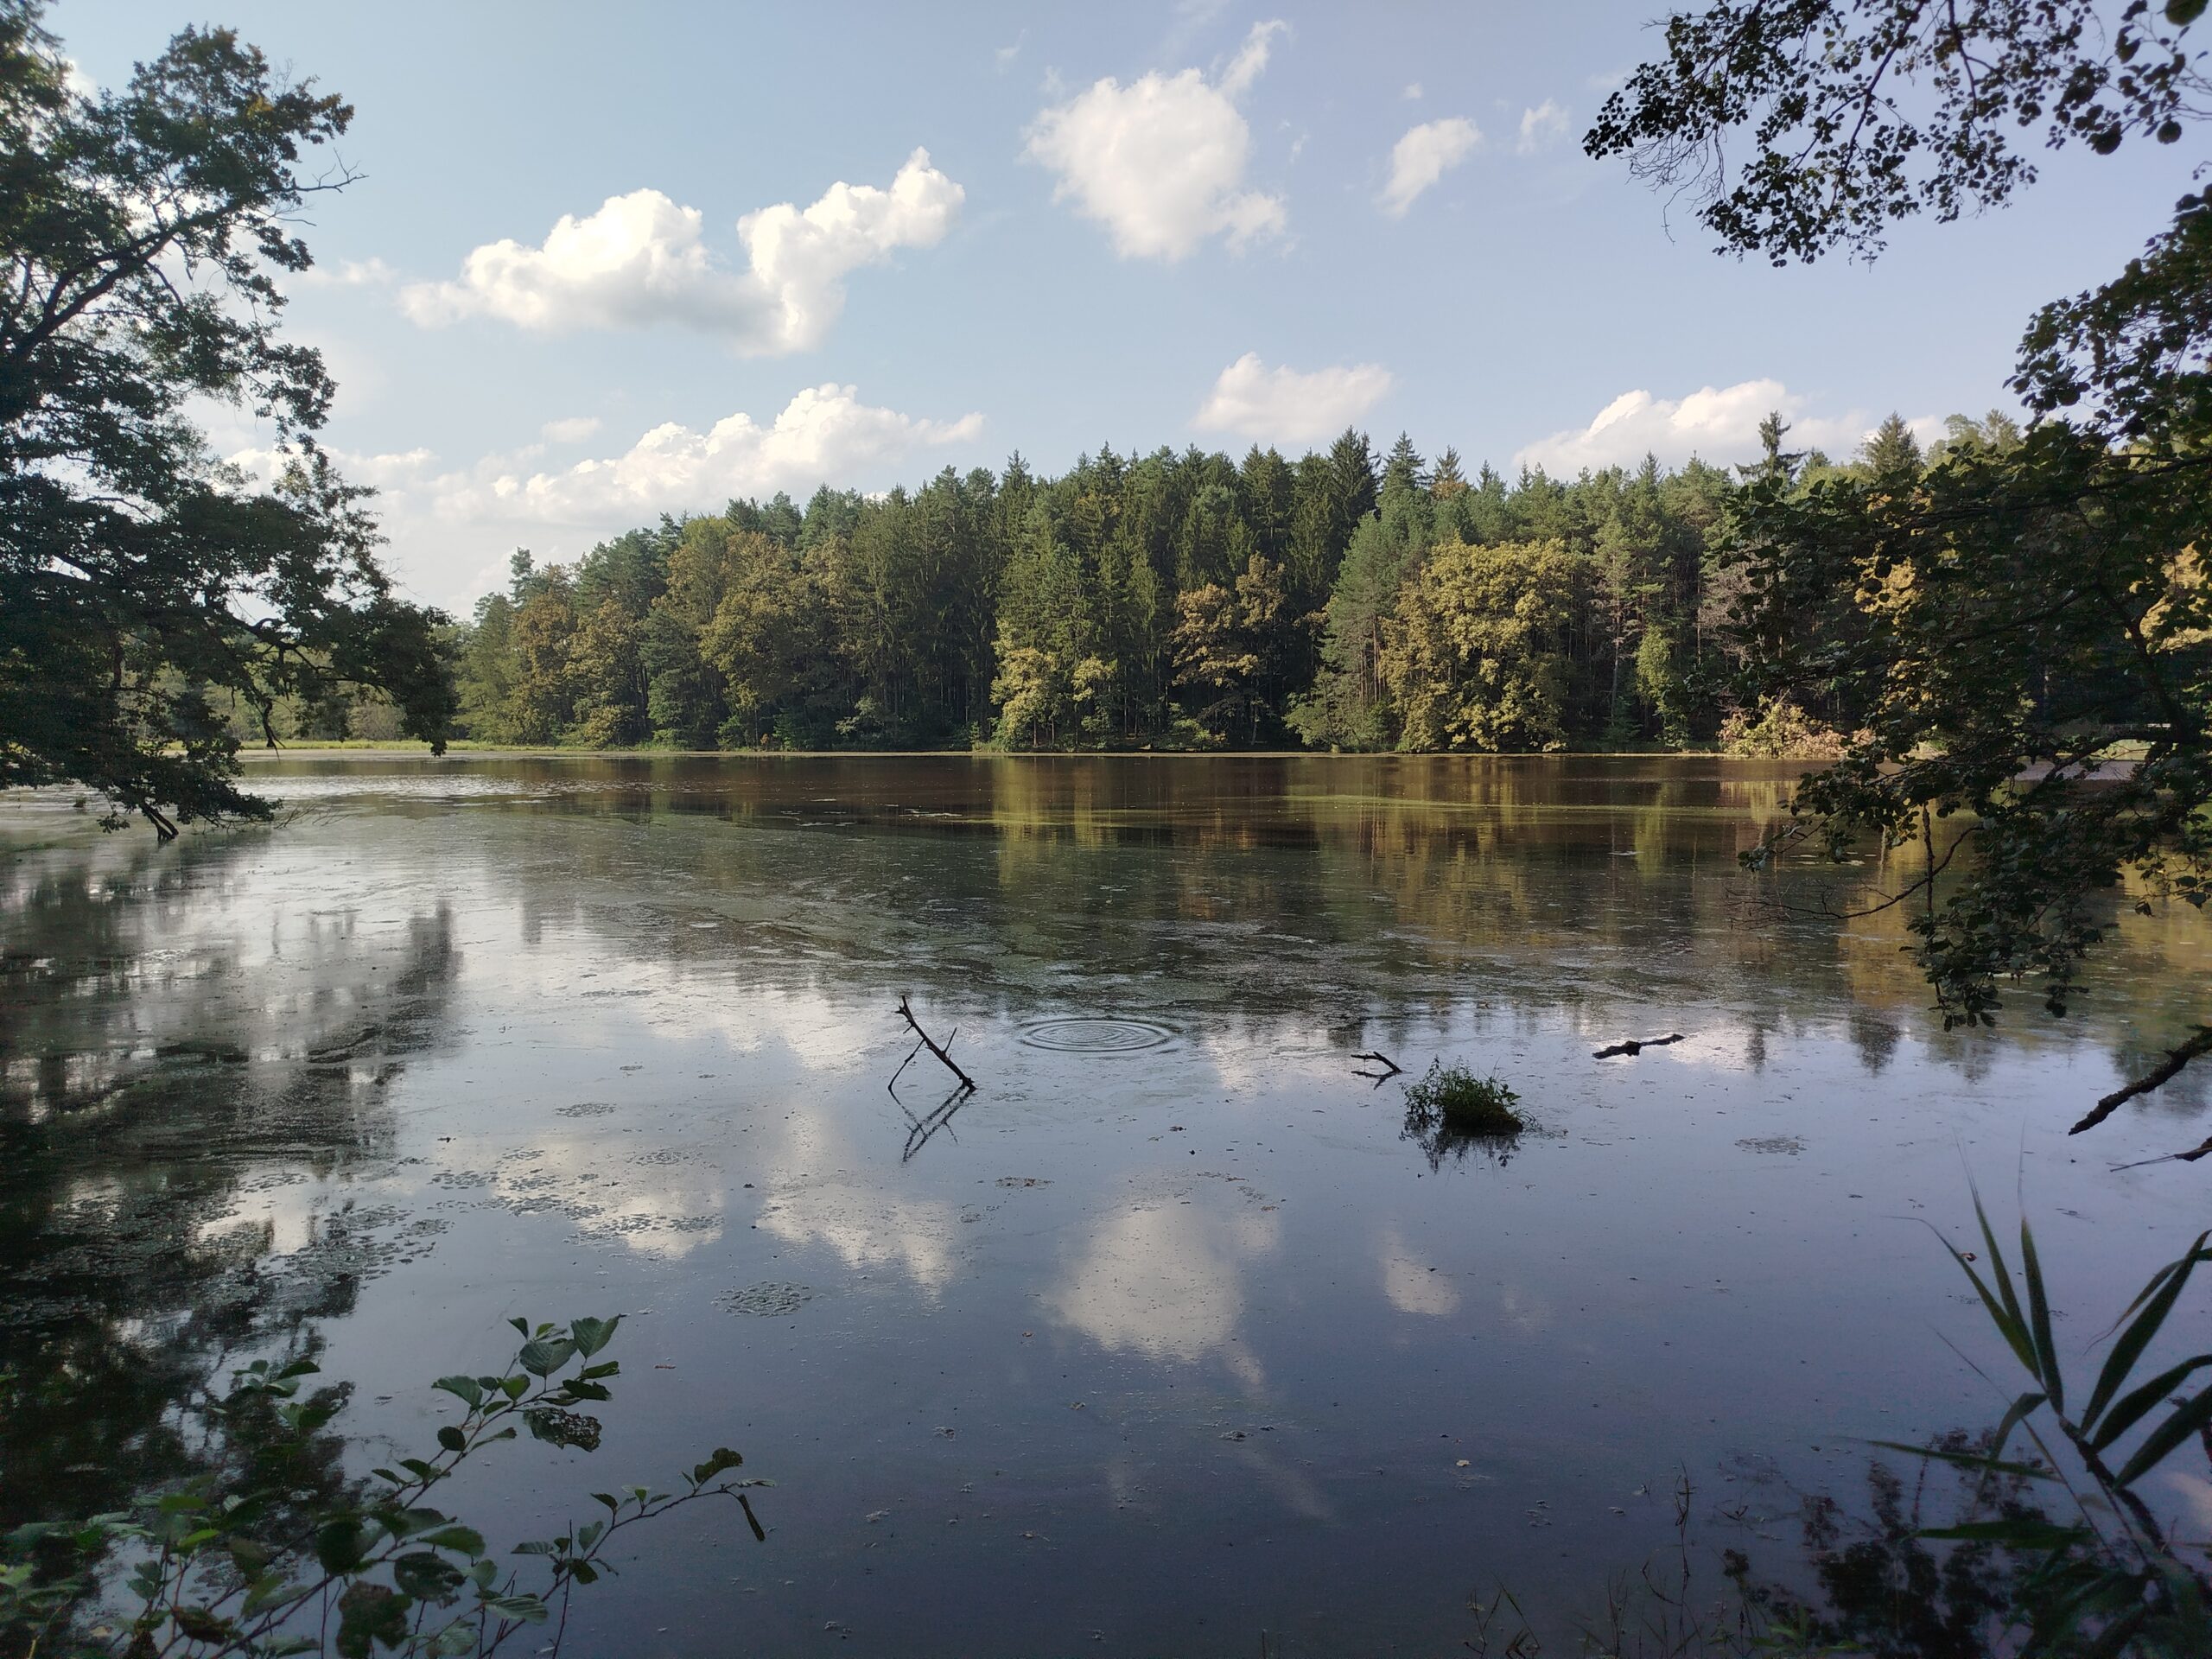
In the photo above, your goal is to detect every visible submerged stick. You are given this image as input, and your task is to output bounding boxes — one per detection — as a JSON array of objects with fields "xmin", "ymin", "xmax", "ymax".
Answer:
[
  {"xmin": 897, "ymin": 995, "xmax": 976, "ymax": 1093},
  {"xmin": 2069, "ymin": 1026, "xmax": 2212, "ymax": 1135},
  {"xmin": 2109, "ymin": 1135, "xmax": 2212, "ymax": 1173},
  {"xmin": 1593, "ymin": 1033, "xmax": 1686, "ymax": 1059}
]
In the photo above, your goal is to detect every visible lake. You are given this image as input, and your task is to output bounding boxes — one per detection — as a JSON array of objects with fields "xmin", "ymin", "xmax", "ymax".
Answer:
[{"xmin": 3, "ymin": 753, "xmax": 2208, "ymax": 1656}]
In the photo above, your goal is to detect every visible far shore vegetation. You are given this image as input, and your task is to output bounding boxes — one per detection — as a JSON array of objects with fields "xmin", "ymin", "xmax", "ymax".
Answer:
[{"xmin": 295, "ymin": 424, "xmax": 1976, "ymax": 766}]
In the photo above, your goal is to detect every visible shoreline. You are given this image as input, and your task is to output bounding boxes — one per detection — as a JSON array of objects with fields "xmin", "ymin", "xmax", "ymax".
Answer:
[{"xmin": 239, "ymin": 742, "xmax": 1794, "ymax": 762}]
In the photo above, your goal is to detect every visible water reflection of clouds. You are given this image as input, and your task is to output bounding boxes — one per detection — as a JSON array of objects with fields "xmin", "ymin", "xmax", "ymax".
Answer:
[
  {"xmin": 1045, "ymin": 1190, "xmax": 1279, "ymax": 1387},
  {"xmin": 494, "ymin": 1138, "xmax": 724, "ymax": 1259},
  {"xmin": 752, "ymin": 1098, "xmax": 963, "ymax": 1294},
  {"xmin": 754, "ymin": 1178, "xmax": 962, "ymax": 1294},
  {"xmin": 1379, "ymin": 1228, "xmax": 1460, "ymax": 1317}
]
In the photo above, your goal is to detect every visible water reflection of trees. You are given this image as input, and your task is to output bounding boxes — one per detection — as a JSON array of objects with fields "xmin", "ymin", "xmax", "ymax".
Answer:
[
  {"xmin": 0, "ymin": 829, "xmax": 462, "ymax": 1530},
  {"xmin": 1726, "ymin": 1440, "xmax": 2056, "ymax": 1659},
  {"xmin": 377, "ymin": 752, "xmax": 2205, "ymax": 1103}
]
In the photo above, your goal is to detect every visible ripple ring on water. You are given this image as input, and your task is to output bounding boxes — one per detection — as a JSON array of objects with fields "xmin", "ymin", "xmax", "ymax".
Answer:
[{"xmin": 1018, "ymin": 1017, "xmax": 1177, "ymax": 1053}]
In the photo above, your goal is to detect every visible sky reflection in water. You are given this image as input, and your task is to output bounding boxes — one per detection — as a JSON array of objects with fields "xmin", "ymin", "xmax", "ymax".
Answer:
[{"xmin": 3, "ymin": 754, "xmax": 2208, "ymax": 1657}]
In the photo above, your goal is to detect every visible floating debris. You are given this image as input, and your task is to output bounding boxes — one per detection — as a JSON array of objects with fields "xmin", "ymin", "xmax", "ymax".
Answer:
[{"xmin": 721, "ymin": 1282, "xmax": 814, "ymax": 1317}]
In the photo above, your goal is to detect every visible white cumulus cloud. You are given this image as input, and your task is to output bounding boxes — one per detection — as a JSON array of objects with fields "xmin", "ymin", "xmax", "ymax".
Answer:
[
  {"xmin": 539, "ymin": 416, "xmax": 601, "ymax": 445},
  {"xmin": 1513, "ymin": 378, "xmax": 1935, "ymax": 474},
  {"xmin": 1382, "ymin": 117, "xmax": 1480, "ymax": 217},
  {"xmin": 443, "ymin": 385, "xmax": 983, "ymax": 524},
  {"xmin": 1194, "ymin": 353, "xmax": 1393, "ymax": 447},
  {"xmin": 399, "ymin": 149, "xmax": 963, "ymax": 354},
  {"xmin": 1024, "ymin": 19, "xmax": 1288, "ymax": 260},
  {"xmin": 226, "ymin": 386, "xmax": 983, "ymax": 610},
  {"xmin": 1516, "ymin": 99, "xmax": 1570, "ymax": 154}
]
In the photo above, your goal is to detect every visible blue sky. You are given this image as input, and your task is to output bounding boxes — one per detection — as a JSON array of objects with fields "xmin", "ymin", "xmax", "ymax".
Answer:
[{"xmin": 59, "ymin": 1, "xmax": 2202, "ymax": 613}]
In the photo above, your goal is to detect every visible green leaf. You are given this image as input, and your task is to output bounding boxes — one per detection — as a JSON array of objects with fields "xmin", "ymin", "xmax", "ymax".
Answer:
[
  {"xmin": 2113, "ymin": 1385, "xmax": 2212, "ymax": 1486},
  {"xmin": 2018, "ymin": 1213, "xmax": 2063, "ymax": 1410},
  {"xmin": 569, "ymin": 1315, "xmax": 622, "ymax": 1358},
  {"xmin": 415, "ymin": 1525, "xmax": 486, "ymax": 1556},
  {"xmin": 243, "ymin": 1572, "xmax": 297, "ymax": 1615},
  {"xmin": 1963, "ymin": 1186, "xmax": 2038, "ymax": 1377},
  {"xmin": 335, "ymin": 1581, "xmax": 411, "ymax": 1659},
  {"xmin": 481, "ymin": 1592, "xmax": 549, "ymax": 1622},
  {"xmin": 691, "ymin": 1447, "xmax": 746, "ymax": 1485},
  {"xmin": 170, "ymin": 1605, "xmax": 238, "ymax": 1641},
  {"xmin": 2080, "ymin": 1230, "xmax": 2209, "ymax": 1437},
  {"xmin": 580, "ymin": 1361, "xmax": 620, "ymax": 1381},
  {"xmin": 2088, "ymin": 1355, "xmax": 2212, "ymax": 1452},
  {"xmin": 518, "ymin": 1337, "xmax": 577, "ymax": 1378},
  {"xmin": 508, "ymin": 1317, "xmax": 529, "ymax": 1338},
  {"xmin": 1864, "ymin": 1440, "xmax": 2056, "ymax": 1480},
  {"xmin": 434, "ymin": 1375, "xmax": 486, "ymax": 1409},
  {"xmin": 569, "ymin": 1559, "xmax": 601, "ymax": 1586},
  {"xmin": 592, "ymin": 1492, "xmax": 621, "ymax": 1514},
  {"xmin": 435, "ymin": 1425, "xmax": 467, "ymax": 1453},
  {"xmin": 523, "ymin": 1406, "xmax": 602, "ymax": 1452},
  {"xmin": 392, "ymin": 1549, "xmax": 467, "ymax": 1601},
  {"xmin": 314, "ymin": 1516, "xmax": 368, "ymax": 1574},
  {"xmin": 2168, "ymin": 2, "xmax": 2207, "ymax": 30},
  {"xmin": 1913, "ymin": 1519, "xmax": 2089, "ymax": 1549},
  {"xmin": 379, "ymin": 1506, "xmax": 451, "ymax": 1540}
]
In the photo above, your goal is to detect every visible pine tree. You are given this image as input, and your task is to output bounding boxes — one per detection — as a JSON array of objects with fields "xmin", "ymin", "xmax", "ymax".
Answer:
[
  {"xmin": 1428, "ymin": 447, "xmax": 1469, "ymax": 499},
  {"xmin": 1860, "ymin": 412, "xmax": 1923, "ymax": 480},
  {"xmin": 1738, "ymin": 410, "xmax": 1804, "ymax": 484},
  {"xmin": 1381, "ymin": 432, "xmax": 1424, "ymax": 499}
]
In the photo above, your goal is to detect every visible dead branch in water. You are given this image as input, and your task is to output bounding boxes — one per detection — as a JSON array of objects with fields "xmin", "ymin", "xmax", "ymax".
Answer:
[
  {"xmin": 2110, "ymin": 1134, "xmax": 2212, "ymax": 1173},
  {"xmin": 1593, "ymin": 1033, "xmax": 1686, "ymax": 1059},
  {"xmin": 2069, "ymin": 1025, "xmax": 2212, "ymax": 1135},
  {"xmin": 896, "ymin": 995, "xmax": 976, "ymax": 1094},
  {"xmin": 1351, "ymin": 1049, "xmax": 1402, "ymax": 1084}
]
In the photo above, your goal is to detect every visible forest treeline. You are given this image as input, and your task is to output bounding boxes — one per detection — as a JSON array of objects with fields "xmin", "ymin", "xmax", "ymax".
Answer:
[{"xmin": 383, "ymin": 412, "xmax": 2018, "ymax": 755}]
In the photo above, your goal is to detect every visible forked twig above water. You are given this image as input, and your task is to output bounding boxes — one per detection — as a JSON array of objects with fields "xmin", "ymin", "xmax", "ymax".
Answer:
[
  {"xmin": 1593, "ymin": 1033, "xmax": 1686, "ymax": 1059},
  {"xmin": 896, "ymin": 995, "xmax": 976, "ymax": 1094}
]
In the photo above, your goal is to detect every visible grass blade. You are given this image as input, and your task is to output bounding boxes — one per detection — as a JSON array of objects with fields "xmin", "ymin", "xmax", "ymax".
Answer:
[
  {"xmin": 2018, "ymin": 1213, "xmax": 2063, "ymax": 1410},
  {"xmin": 1990, "ymin": 1388, "xmax": 2047, "ymax": 1459},
  {"xmin": 2088, "ymin": 1355, "xmax": 2212, "ymax": 1452},
  {"xmin": 1913, "ymin": 1519, "xmax": 2088, "ymax": 1548},
  {"xmin": 1864, "ymin": 1439, "xmax": 2055, "ymax": 1480},
  {"xmin": 2080, "ymin": 1230, "xmax": 2209, "ymax": 1438},
  {"xmin": 2112, "ymin": 1384, "xmax": 2212, "ymax": 1488},
  {"xmin": 1937, "ymin": 1198, "xmax": 2038, "ymax": 1378}
]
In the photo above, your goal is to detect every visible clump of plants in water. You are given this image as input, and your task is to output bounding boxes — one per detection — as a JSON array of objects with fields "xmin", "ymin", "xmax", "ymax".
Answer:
[
  {"xmin": 0, "ymin": 1316, "xmax": 767, "ymax": 1657},
  {"xmin": 1406, "ymin": 1061, "xmax": 1523, "ymax": 1135},
  {"xmin": 1401, "ymin": 1061, "xmax": 1526, "ymax": 1170}
]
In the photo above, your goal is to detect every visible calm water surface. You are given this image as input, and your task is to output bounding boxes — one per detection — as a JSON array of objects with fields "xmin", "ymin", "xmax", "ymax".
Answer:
[{"xmin": 3, "ymin": 755, "xmax": 2208, "ymax": 1656}]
